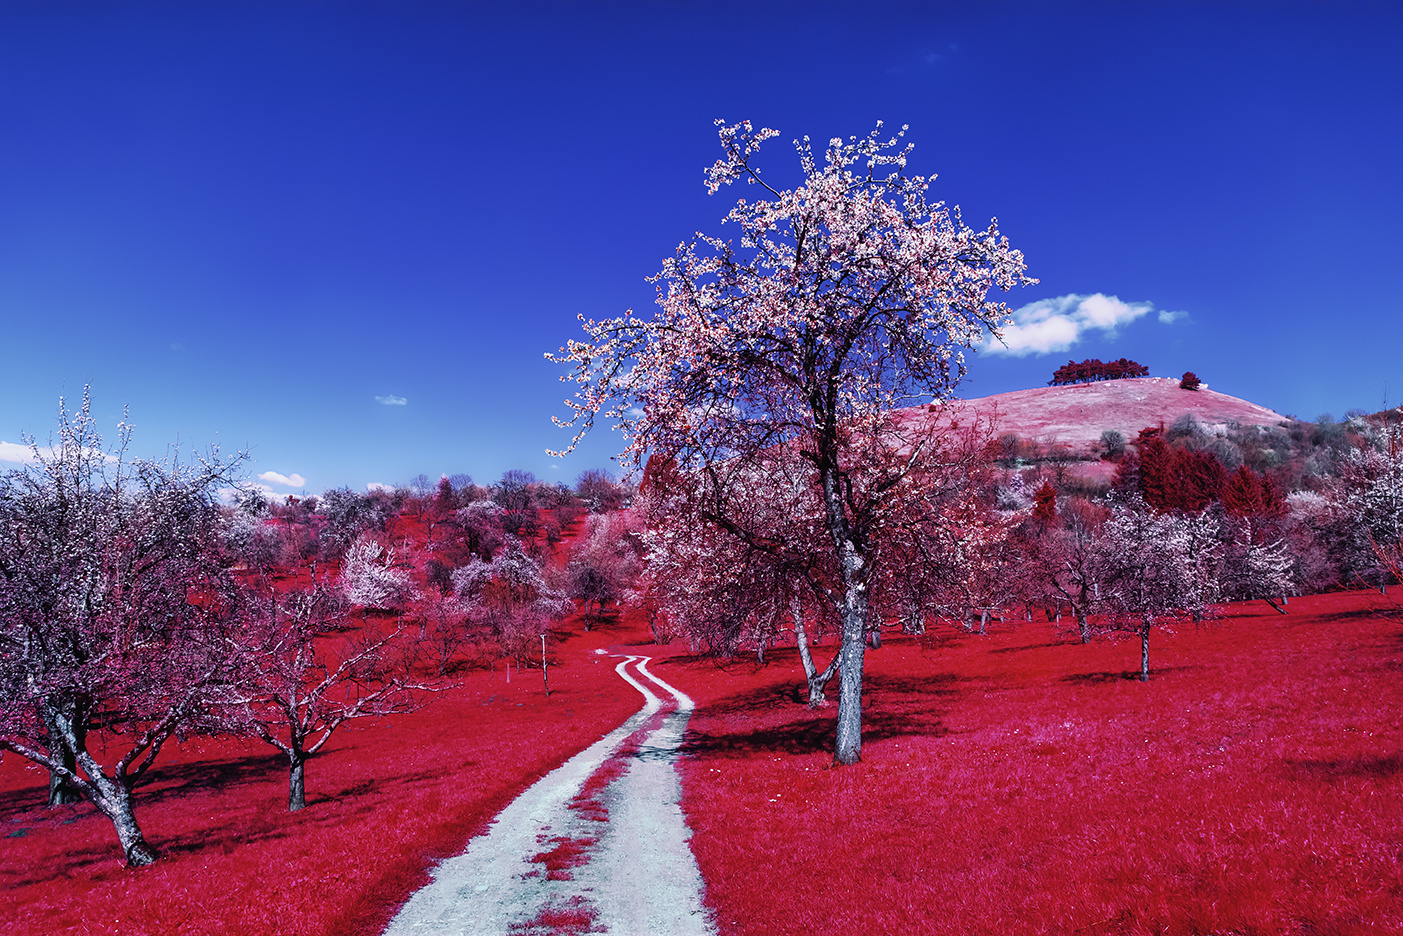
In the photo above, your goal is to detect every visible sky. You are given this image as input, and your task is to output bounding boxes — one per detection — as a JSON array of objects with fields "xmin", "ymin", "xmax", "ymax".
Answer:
[{"xmin": 2, "ymin": 1, "xmax": 1400, "ymax": 498}]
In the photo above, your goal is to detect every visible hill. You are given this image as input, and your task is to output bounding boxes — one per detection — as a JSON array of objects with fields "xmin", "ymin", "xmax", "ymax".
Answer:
[{"xmin": 916, "ymin": 377, "xmax": 1288, "ymax": 452}]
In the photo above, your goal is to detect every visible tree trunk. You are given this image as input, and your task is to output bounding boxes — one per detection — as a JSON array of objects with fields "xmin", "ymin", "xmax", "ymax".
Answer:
[
  {"xmin": 46, "ymin": 742, "xmax": 82, "ymax": 806},
  {"xmin": 81, "ymin": 768, "xmax": 157, "ymax": 866},
  {"xmin": 107, "ymin": 796, "xmax": 158, "ymax": 866},
  {"xmin": 288, "ymin": 754, "xmax": 307, "ymax": 811},
  {"xmin": 795, "ymin": 608, "xmax": 840, "ymax": 708},
  {"xmin": 1139, "ymin": 624, "xmax": 1150, "ymax": 682},
  {"xmin": 1077, "ymin": 611, "xmax": 1090, "ymax": 645},
  {"xmin": 867, "ymin": 627, "xmax": 881, "ymax": 650},
  {"xmin": 41, "ymin": 707, "xmax": 84, "ymax": 806},
  {"xmin": 48, "ymin": 762, "xmax": 82, "ymax": 806},
  {"xmin": 833, "ymin": 590, "xmax": 868, "ymax": 765}
]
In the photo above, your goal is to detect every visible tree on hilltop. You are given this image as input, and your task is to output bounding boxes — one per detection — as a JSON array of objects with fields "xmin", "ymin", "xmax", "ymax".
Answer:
[
  {"xmin": 549, "ymin": 119, "xmax": 1033, "ymax": 764},
  {"xmin": 1049, "ymin": 357, "xmax": 1149, "ymax": 385}
]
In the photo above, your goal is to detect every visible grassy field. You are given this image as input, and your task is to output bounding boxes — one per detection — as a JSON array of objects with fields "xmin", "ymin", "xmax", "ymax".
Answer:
[
  {"xmin": 4, "ymin": 590, "xmax": 1400, "ymax": 935},
  {"xmin": 0, "ymin": 610, "xmax": 640, "ymax": 936},
  {"xmin": 664, "ymin": 589, "xmax": 1403, "ymax": 936}
]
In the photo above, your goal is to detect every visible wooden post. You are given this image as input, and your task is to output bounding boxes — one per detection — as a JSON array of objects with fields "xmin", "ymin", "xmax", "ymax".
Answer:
[{"xmin": 542, "ymin": 633, "xmax": 550, "ymax": 697}]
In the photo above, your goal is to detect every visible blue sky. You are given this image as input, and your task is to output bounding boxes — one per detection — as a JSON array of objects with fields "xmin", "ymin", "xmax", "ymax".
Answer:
[{"xmin": 2, "ymin": 2, "xmax": 1400, "ymax": 497}]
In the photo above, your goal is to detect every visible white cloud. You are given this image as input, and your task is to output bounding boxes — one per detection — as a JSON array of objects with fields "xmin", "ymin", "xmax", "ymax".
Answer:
[
  {"xmin": 0, "ymin": 441, "xmax": 34, "ymax": 463},
  {"xmin": 0, "ymin": 441, "xmax": 112, "ymax": 465},
  {"xmin": 984, "ymin": 293, "xmax": 1173, "ymax": 357},
  {"xmin": 376, "ymin": 394, "xmax": 408, "ymax": 406},
  {"xmin": 1158, "ymin": 309, "xmax": 1188, "ymax": 324},
  {"xmin": 258, "ymin": 470, "xmax": 307, "ymax": 488},
  {"xmin": 366, "ymin": 482, "xmax": 395, "ymax": 494}
]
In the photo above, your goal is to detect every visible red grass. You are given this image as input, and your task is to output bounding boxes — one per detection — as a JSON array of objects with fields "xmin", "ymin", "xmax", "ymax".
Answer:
[
  {"xmin": 509, "ymin": 894, "xmax": 603, "ymax": 935},
  {"xmin": 0, "ymin": 609, "xmax": 645, "ymax": 936},
  {"xmin": 531, "ymin": 836, "xmax": 599, "ymax": 880},
  {"xmin": 662, "ymin": 589, "xmax": 1403, "ymax": 936},
  {"xmin": 568, "ymin": 730, "xmax": 642, "ymax": 824},
  {"xmin": 11, "ymin": 563, "xmax": 1401, "ymax": 936}
]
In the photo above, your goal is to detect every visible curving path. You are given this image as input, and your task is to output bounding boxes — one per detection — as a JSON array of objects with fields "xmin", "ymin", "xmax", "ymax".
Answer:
[{"xmin": 382, "ymin": 653, "xmax": 714, "ymax": 935}]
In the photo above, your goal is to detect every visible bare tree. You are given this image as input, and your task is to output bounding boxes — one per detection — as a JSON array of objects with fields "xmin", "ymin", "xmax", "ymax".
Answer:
[{"xmin": 228, "ymin": 583, "xmax": 434, "ymax": 811}]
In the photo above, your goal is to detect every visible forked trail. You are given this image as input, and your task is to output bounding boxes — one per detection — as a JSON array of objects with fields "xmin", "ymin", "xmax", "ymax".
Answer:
[{"xmin": 382, "ymin": 653, "xmax": 714, "ymax": 935}]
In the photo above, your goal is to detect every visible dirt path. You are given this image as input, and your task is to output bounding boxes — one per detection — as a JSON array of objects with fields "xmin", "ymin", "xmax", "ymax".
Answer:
[{"xmin": 382, "ymin": 652, "xmax": 714, "ymax": 935}]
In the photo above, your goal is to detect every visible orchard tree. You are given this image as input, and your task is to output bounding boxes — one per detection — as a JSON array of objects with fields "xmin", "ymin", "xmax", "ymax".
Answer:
[
  {"xmin": 1330, "ymin": 426, "xmax": 1403, "ymax": 590},
  {"xmin": 316, "ymin": 487, "xmax": 393, "ymax": 563},
  {"xmin": 494, "ymin": 469, "xmax": 539, "ymax": 539},
  {"xmin": 228, "ymin": 583, "xmax": 432, "ymax": 811},
  {"xmin": 566, "ymin": 511, "xmax": 641, "ymax": 626},
  {"xmin": 1038, "ymin": 497, "xmax": 1111, "ymax": 643},
  {"xmin": 340, "ymin": 533, "xmax": 416, "ymax": 611},
  {"xmin": 451, "ymin": 537, "xmax": 571, "ymax": 665},
  {"xmin": 575, "ymin": 468, "xmax": 625, "ymax": 513},
  {"xmin": 0, "ymin": 390, "xmax": 245, "ymax": 865},
  {"xmin": 1220, "ymin": 466, "xmax": 1295, "ymax": 610},
  {"xmin": 639, "ymin": 452, "xmax": 846, "ymax": 698},
  {"xmin": 1097, "ymin": 497, "xmax": 1220, "ymax": 681},
  {"xmin": 550, "ymin": 120, "xmax": 1033, "ymax": 763}
]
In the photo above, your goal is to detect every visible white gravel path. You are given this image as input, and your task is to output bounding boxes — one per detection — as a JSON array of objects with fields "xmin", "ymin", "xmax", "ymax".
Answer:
[{"xmin": 381, "ymin": 653, "xmax": 714, "ymax": 936}]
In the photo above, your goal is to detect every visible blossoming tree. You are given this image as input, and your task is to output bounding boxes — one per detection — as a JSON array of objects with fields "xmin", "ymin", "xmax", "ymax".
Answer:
[
  {"xmin": 0, "ymin": 391, "xmax": 244, "ymax": 865},
  {"xmin": 549, "ymin": 120, "xmax": 1033, "ymax": 764}
]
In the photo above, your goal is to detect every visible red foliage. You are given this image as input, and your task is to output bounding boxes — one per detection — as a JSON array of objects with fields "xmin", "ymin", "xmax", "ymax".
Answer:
[
  {"xmin": 1049, "ymin": 357, "xmax": 1150, "ymax": 386},
  {"xmin": 1131, "ymin": 431, "xmax": 1227, "ymax": 512},
  {"xmin": 1222, "ymin": 464, "xmax": 1285, "ymax": 519},
  {"xmin": 1180, "ymin": 371, "xmax": 1202, "ymax": 391},
  {"xmin": 666, "ymin": 588, "xmax": 1403, "ymax": 935},
  {"xmin": 1031, "ymin": 480, "xmax": 1057, "ymax": 525},
  {"xmin": 530, "ymin": 836, "xmax": 598, "ymax": 881}
]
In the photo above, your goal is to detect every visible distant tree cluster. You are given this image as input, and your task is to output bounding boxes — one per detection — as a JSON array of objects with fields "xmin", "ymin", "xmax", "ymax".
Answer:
[{"xmin": 1048, "ymin": 357, "xmax": 1150, "ymax": 385}]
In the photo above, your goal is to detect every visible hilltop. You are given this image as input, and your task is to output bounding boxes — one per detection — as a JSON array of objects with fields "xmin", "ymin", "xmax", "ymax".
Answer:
[{"xmin": 915, "ymin": 377, "xmax": 1288, "ymax": 452}]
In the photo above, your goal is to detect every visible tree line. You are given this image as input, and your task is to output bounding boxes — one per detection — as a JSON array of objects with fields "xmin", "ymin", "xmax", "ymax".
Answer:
[{"xmin": 1048, "ymin": 357, "xmax": 1151, "ymax": 385}]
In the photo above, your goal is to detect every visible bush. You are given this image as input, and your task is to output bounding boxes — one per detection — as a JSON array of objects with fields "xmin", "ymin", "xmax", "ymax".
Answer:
[{"xmin": 1180, "ymin": 371, "xmax": 1201, "ymax": 391}]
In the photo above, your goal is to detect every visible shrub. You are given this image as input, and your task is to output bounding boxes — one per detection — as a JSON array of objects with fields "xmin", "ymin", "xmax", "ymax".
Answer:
[{"xmin": 1180, "ymin": 371, "xmax": 1202, "ymax": 390}]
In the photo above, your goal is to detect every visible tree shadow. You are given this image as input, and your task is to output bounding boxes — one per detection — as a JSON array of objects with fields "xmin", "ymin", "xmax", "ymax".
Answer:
[
  {"xmin": 679, "ymin": 673, "xmax": 968, "ymax": 758},
  {"xmin": 988, "ymin": 640, "xmax": 1071, "ymax": 655},
  {"xmin": 132, "ymin": 751, "xmax": 285, "ymax": 802},
  {"xmin": 0, "ymin": 750, "xmax": 284, "ymax": 825},
  {"xmin": 680, "ymin": 708, "xmax": 953, "ymax": 758},
  {"xmin": 1300, "ymin": 606, "xmax": 1386, "ymax": 625},
  {"xmin": 1061, "ymin": 666, "xmax": 1195, "ymax": 684},
  {"xmin": 1282, "ymin": 753, "xmax": 1403, "ymax": 783}
]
